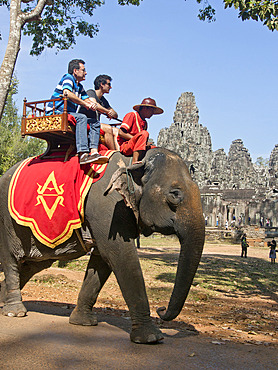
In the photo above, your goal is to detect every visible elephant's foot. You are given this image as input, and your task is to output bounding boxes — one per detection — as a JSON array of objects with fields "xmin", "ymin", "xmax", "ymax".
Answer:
[
  {"xmin": 2, "ymin": 302, "xmax": 27, "ymax": 317},
  {"xmin": 130, "ymin": 322, "xmax": 164, "ymax": 344},
  {"xmin": 69, "ymin": 307, "xmax": 98, "ymax": 326}
]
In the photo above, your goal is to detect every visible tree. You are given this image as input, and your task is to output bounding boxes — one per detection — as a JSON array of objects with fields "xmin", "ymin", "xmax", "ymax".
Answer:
[
  {"xmin": 197, "ymin": 0, "xmax": 278, "ymax": 31},
  {"xmin": 0, "ymin": 0, "xmax": 141, "ymax": 121},
  {"xmin": 1, "ymin": 1, "xmax": 278, "ymax": 122},
  {"xmin": 0, "ymin": 77, "xmax": 46, "ymax": 175},
  {"xmin": 255, "ymin": 156, "xmax": 269, "ymax": 167}
]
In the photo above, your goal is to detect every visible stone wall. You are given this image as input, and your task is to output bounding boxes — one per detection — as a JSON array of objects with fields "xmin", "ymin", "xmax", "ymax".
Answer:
[{"xmin": 157, "ymin": 92, "xmax": 278, "ymax": 228}]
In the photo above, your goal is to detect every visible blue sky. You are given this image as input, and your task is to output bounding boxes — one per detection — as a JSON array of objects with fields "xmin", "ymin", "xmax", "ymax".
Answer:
[{"xmin": 1, "ymin": 0, "xmax": 278, "ymax": 161}]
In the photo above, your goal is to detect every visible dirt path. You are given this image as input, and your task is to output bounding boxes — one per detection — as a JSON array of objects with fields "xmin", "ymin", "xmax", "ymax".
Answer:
[{"xmin": 0, "ymin": 242, "xmax": 277, "ymax": 368}]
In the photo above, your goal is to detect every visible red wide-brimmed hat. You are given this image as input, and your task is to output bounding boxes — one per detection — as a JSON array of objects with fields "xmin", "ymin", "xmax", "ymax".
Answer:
[{"xmin": 133, "ymin": 97, "xmax": 164, "ymax": 115}]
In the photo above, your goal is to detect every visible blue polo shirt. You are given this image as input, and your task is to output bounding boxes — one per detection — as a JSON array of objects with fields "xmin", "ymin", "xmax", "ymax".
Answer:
[{"xmin": 46, "ymin": 73, "xmax": 89, "ymax": 114}]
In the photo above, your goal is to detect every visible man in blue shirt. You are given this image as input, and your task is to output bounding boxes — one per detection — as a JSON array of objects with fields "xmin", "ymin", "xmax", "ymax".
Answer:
[{"xmin": 46, "ymin": 59, "xmax": 109, "ymax": 165}]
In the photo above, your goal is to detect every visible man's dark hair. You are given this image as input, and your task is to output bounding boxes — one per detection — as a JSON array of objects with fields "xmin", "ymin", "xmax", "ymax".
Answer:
[
  {"xmin": 68, "ymin": 59, "xmax": 85, "ymax": 74},
  {"xmin": 94, "ymin": 74, "xmax": 112, "ymax": 90}
]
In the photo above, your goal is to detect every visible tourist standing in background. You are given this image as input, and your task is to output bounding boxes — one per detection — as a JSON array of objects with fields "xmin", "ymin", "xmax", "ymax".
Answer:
[
  {"xmin": 240, "ymin": 233, "xmax": 249, "ymax": 258},
  {"xmin": 269, "ymin": 239, "xmax": 276, "ymax": 264}
]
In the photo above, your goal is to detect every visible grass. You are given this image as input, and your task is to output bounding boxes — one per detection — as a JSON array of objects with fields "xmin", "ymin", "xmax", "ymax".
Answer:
[
  {"xmin": 22, "ymin": 237, "xmax": 277, "ymax": 344},
  {"xmin": 41, "ymin": 237, "xmax": 278, "ymax": 305},
  {"xmin": 194, "ymin": 256, "xmax": 278, "ymax": 300},
  {"xmin": 52, "ymin": 259, "xmax": 88, "ymax": 271}
]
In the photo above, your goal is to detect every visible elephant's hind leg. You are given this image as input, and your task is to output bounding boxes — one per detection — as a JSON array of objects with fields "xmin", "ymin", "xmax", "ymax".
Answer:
[
  {"xmin": 0, "ymin": 279, "xmax": 7, "ymax": 304},
  {"xmin": 0, "ymin": 253, "xmax": 27, "ymax": 317},
  {"xmin": 1, "ymin": 259, "xmax": 54, "ymax": 317},
  {"xmin": 69, "ymin": 251, "xmax": 112, "ymax": 326}
]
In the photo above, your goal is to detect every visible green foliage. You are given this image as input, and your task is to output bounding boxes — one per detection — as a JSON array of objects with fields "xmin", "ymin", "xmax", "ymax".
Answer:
[
  {"xmin": 255, "ymin": 156, "xmax": 269, "ymax": 167},
  {"xmin": 0, "ymin": 0, "xmax": 142, "ymax": 56},
  {"xmin": 197, "ymin": 0, "xmax": 216, "ymax": 22},
  {"xmin": 197, "ymin": 0, "xmax": 278, "ymax": 31},
  {"xmin": 53, "ymin": 258, "xmax": 88, "ymax": 271},
  {"xmin": 118, "ymin": 0, "xmax": 141, "ymax": 4},
  {"xmin": 1, "ymin": 0, "xmax": 278, "ymax": 50},
  {"xmin": 22, "ymin": 0, "xmax": 103, "ymax": 56},
  {"xmin": 0, "ymin": 77, "xmax": 46, "ymax": 176},
  {"xmin": 224, "ymin": 0, "xmax": 278, "ymax": 31}
]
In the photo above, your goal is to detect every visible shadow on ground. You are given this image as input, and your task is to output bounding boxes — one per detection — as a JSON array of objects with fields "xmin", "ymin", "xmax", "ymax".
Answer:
[
  {"xmin": 139, "ymin": 248, "xmax": 278, "ymax": 303},
  {"xmin": 0, "ymin": 300, "xmax": 198, "ymax": 340}
]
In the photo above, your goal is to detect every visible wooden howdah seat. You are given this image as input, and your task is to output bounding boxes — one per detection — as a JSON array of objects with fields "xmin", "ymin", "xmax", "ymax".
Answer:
[
  {"xmin": 21, "ymin": 96, "xmax": 121, "ymax": 160},
  {"xmin": 21, "ymin": 96, "xmax": 77, "ymax": 159}
]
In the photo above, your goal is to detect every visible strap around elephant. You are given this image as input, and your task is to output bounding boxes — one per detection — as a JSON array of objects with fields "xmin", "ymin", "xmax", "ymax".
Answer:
[{"xmin": 126, "ymin": 159, "xmax": 135, "ymax": 194}]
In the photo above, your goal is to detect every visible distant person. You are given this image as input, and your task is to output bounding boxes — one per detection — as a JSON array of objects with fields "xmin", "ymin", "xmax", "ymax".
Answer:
[
  {"xmin": 266, "ymin": 218, "xmax": 270, "ymax": 227},
  {"xmin": 79, "ymin": 74, "xmax": 119, "ymax": 150},
  {"xmin": 46, "ymin": 59, "xmax": 109, "ymax": 165},
  {"xmin": 136, "ymin": 236, "xmax": 140, "ymax": 249},
  {"xmin": 240, "ymin": 233, "xmax": 249, "ymax": 258},
  {"xmin": 269, "ymin": 239, "xmax": 276, "ymax": 264},
  {"xmin": 118, "ymin": 98, "xmax": 163, "ymax": 165}
]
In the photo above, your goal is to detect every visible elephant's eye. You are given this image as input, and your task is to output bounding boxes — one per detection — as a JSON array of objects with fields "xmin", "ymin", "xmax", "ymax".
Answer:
[{"xmin": 166, "ymin": 189, "xmax": 184, "ymax": 209}]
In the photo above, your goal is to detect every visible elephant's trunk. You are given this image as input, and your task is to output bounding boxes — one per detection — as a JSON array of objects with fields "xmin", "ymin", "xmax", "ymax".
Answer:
[{"xmin": 157, "ymin": 200, "xmax": 205, "ymax": 321}]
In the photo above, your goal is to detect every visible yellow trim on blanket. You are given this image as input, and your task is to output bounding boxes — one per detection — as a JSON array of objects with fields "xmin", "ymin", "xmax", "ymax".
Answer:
[{"xmin": 8, "ymin": 150, "xmax": 117, "ymax": 248}]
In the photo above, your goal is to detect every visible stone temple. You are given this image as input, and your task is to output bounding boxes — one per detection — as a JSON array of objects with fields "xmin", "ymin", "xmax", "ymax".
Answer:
[{"xmin": 157, "ymin": 92, "xmax": 278, "ymax": 229}]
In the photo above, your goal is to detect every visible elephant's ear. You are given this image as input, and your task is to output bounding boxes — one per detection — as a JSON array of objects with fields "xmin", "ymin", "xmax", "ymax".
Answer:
[{"xmin": 104, "ymin": 162, "xmax": 144, "ymax": 220}]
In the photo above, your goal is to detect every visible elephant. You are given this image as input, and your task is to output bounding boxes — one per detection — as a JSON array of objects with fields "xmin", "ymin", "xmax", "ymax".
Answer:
[{"xmin": 0, "ymin": 147, "xmax": 205, "ymax": 344}]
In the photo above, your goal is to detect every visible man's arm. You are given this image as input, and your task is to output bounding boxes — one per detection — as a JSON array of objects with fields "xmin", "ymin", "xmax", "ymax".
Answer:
[
  {"xmin": 86, "ymin": 90, "xmax": 118, "ymax": 118},
  {"xmin": 118, "ymin": 128, "xmax": 133, "ymax": 141},
  {"xmin": 90, "ymin": 101, "xmax": 117, "ymax": 117},
  {"xmin": 118, "ymin": 112, "xmax": 136, "ymax": 140},
  {"xmin": 107, "ymin": 108, "xmax": 118, "ymax": 119},
  {"xmin": 63, "ymin": 89, "xmax": 96, "ymax": 110},
  {"xmin": 90, "ymin": 101, "xmax": 118, "ymax": 119}
]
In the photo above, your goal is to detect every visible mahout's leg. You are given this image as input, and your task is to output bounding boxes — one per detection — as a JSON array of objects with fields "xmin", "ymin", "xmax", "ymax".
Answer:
[{"xmin": 69, "ymin": 251, "xmax": 112, "ymax": 326}]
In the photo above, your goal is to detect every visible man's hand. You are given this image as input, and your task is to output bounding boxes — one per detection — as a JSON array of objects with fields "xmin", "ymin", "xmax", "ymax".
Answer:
[
  {"xmin": 107, "ymin": 108, "xmax": 118, "ymax": 119},
  {"xmin": 87, "ymin": 98, "xmax": 97, "ymax": 111}
]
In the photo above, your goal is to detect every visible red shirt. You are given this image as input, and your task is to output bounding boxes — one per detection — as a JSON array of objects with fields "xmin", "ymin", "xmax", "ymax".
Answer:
[{"xmin": 117, "ymin": 111, "xmax": 147, "ymax": 146}]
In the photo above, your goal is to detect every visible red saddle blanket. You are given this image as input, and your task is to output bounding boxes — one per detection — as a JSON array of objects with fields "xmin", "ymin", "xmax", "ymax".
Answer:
[{"xmin": 8, "ymin": 150, "xmax": 114, "ymax": 248}]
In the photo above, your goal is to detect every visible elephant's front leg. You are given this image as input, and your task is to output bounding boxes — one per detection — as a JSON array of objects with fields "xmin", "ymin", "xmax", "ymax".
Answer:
[
  {"xmin": 69, "ymin": 251, "xmax": 112, "ymax": 326},
  {"xmin": 105, "ymin": 241, "xmax": 164, "ymax": 344}
]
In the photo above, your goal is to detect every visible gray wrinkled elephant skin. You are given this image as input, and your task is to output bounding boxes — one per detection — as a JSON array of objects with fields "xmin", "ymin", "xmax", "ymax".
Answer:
[{"xmin": 0, "ymin": 148, "xmax": 205, "ymax": 343}]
